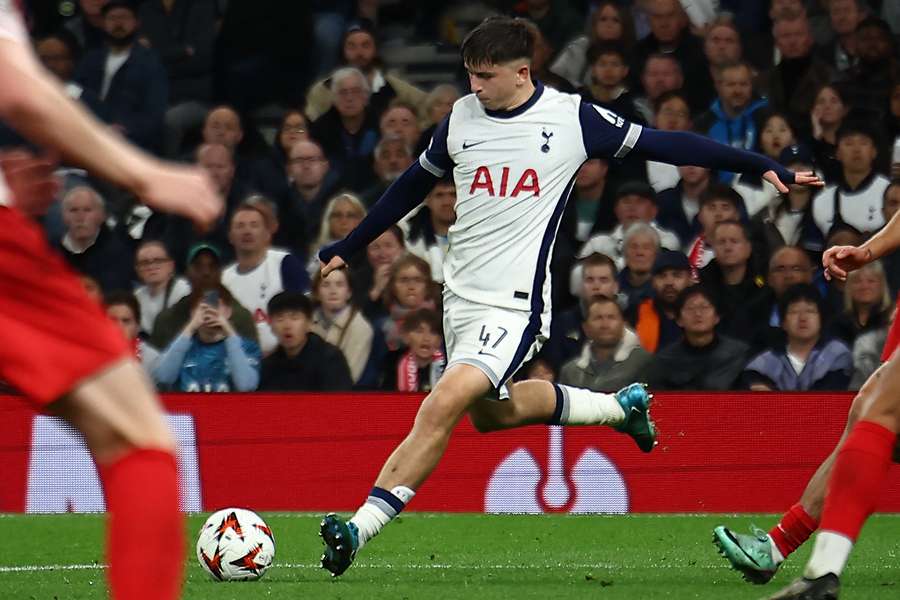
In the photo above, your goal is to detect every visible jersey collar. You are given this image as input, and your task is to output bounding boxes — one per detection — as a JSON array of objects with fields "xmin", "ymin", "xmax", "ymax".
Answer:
[{"xmin": 484, "ymin": 80, "xmax": 544, "ymax": 119}]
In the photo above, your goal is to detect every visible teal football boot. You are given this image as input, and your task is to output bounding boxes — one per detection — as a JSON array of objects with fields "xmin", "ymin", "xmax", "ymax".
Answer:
[
  {"xmin": 319, "ymin": 513, "xmax": 359, "ymax": 577},
  {"xmin": 614, "ymin": 383, "xmax": 657, "ymax": 452},
  {"xmin": 712, "ymin": 525, "xmax": 780, "ymax": 584}
]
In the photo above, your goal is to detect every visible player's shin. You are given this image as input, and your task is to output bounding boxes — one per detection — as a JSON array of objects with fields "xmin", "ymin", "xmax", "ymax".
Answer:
[
  {"xmin": 547, "ymin": 384, "xmax": 625, "ymax": 426},
  {"xmin": 350, "ymin": 486, "xmax": 416, "ymax": 549}
]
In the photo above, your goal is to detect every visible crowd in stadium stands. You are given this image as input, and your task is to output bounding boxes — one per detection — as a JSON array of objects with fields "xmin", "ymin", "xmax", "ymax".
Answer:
[{"xmin": 11, "ymin": 0, "xmax": 900, "ymax": 393}]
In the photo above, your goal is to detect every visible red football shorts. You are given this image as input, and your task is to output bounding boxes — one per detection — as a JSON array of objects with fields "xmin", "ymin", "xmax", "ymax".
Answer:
[
  {"xmin": 882, "ymin": 294, "xmax": 900, "ymax": 363},
  {"xmin": 0, "ymin": 207, "xmax": 129, "ymax": 406}
]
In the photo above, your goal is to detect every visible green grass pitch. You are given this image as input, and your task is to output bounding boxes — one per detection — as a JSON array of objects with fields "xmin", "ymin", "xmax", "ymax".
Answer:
[{"xmin": 1, "ymin": 513, "xmax": 899, "ymax": 599}]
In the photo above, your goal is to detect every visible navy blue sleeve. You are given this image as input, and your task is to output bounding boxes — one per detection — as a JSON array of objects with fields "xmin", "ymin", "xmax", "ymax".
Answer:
[
  {"xmin": 280, "ymin": 253, "xmax": 309, "ymax": 292},
  {"xmin": 319, "ymin": 161, "xmax": 439, "ymax": 264},
  {"xmin": 578, "ymin": 102, "xmax": 643, "ymax": 159},
  {"xmin": 419, "ymin": 114, "xmax": 452, "ymax": 177},
  {"xmin": 632, "ymin": 128, "xmax": 796, "ymax": 184}
]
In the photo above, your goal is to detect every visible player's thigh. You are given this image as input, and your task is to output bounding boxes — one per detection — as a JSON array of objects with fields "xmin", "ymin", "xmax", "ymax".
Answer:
[
  {"xmin": 413, "ymin": 363, "xmax": 493, "ymax": 432},
  {"xmin": 55, "ymin": 360, "xmax": 174, "ymax": 463},
  {"xmin": 856, "ymin": 355, "xmax": 900, "ymax": 431}
]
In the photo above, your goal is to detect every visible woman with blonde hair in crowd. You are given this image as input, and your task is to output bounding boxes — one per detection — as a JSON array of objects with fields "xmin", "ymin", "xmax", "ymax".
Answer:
[
  {"xmin": 414, "ymin": 84, "xmax": 460, "ymax": 155},
  {"xmin": 831, "ymin": 260, "xmax": 894, "ymax": 346},
  {"xmin": 307, "ymin": 192, "xmax": 366, "ymax": 277},
  {"xmin": 311, "ymin": 268, "xmax": 374, "ymax": 385}
]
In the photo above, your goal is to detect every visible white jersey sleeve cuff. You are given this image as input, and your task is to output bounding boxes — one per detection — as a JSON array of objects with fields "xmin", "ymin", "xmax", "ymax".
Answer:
[
  {"xmin": 419, "ymin": 153, "xmax": 446, "ymax": 178},
  {"xmin": 613, "ymin": 123, "xmax": 642, "ymax": 159}
]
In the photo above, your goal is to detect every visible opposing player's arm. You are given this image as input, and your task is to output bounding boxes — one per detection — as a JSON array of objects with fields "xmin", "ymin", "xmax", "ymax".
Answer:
[
  {"xmin": 319, "ymin": 115, "xmax": 451, "ymax": 270},
  {"xmin": 578, "ymin": 102, "xmax": 822, "ymax": 192},
  {"xmin": 861, "ymin": 204, "xmax": 900, "ymax": 261},
  {"xmin": 825, "ymin": 203, "xmax": 900, "ymax": 280}
]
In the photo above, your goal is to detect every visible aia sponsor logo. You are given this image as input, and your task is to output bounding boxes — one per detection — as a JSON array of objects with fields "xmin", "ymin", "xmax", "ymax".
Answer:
[{"xmin": 469, "ymin": 166, "xmax": 540, "ymax": 197}]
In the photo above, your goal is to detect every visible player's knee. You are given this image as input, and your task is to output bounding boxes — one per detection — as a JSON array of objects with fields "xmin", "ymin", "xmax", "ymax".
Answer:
[{"xmin": 414, "ymin": 388, "xmax": 469, "ymax": 434}]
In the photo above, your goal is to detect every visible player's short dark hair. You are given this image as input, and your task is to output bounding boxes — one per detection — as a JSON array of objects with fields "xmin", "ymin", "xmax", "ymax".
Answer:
[
  {"xmin": 581, "ymin": 252, "xmax": 618, "ymax": 278},
  {"xmin": 267, "ymin": 291, "xmax": 312, "ymax": 318},
  {"xmin": 674, "ymin": 285, "xmax": 719, "ymax": 318},
  {"xmin": 699, "ymin": 183, "xmax": 744, "ymax": 211},
  {"xmin": 586, "ymin": 41, "xmax": 629, "ymax": 66},
  {"xmin": 104, "ymin": 290, "xmax": 141, "ymax": 323},
  {"xmin": 402, "ymin": 308, "xmax": 442, "ymax": 334},
  {"xmin": 778, "ymin": 283, "xmax": 824, "ymax": 321},
  {"xmin": 461, "ymin": 16, "xmax": 534, "ymax": 66}
]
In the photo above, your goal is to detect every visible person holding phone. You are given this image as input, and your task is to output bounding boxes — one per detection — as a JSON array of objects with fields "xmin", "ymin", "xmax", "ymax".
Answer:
[{"xmin": 152, "ymin": 287, "xmax": 261, "ymax": 392}]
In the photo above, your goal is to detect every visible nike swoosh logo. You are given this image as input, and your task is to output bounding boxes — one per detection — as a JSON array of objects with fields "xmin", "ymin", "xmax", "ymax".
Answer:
[
  {"xmin": 477, "ymin": 349, "xmax": 499, "ymax": 359},
  {"xmin": 462, "ymin": 140, "xmax": 487, "ymax": 149}
]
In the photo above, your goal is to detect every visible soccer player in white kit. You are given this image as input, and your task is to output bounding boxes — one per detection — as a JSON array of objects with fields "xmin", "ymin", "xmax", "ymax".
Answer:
[{"xmin": 317, "ymin": 17, "xmax": 823, "ymax": 576}]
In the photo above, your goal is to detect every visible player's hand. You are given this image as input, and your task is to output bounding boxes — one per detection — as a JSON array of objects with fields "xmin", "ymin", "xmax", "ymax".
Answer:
[
  {"xmin": 0, "ymin": 150, "xmax": 60, "ymax": 217},
  {"xmin": 823, "ymin": 245, "xmax": 871, "ymax": 281},
  {"xmin": 136, "ymin": 162, "xmax": 223, "ymax": 231},
  {"xmin": 320, "ymin": 255, "xmax": 347, "ymax": 278},
  {"xmin": 763, "ymin": 170, "xmax": 824, "ymax": 194}
]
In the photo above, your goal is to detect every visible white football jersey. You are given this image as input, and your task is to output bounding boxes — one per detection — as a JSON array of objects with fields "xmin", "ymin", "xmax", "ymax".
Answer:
[{"xmin": 420, "ymin": 82, "xmax": 642, "ymax": 313}]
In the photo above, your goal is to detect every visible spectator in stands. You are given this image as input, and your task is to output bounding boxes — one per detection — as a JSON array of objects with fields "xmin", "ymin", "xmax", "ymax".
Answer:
[
  {"xmin": 35, "ymin": 31, "xmax": 80, "ymax": 83},
  {"xmin": 581, "ymin": 42, "xmax": 642, "ymax": 125},
  {"xmin": 308, "ymin": 192, "xmax": 366, "ymax": 277},
  {"xmin": 65, "ymin": 0, "xmax": 109, "ymax": 50},
  {"xmin": 305, "ymin": 21, "xmax": 426, "ymax": 124},
  {"xmin": 850, "ymin": 320, "xmax": 891, "ymax": 390},
  {"xmin": 521, "ymin": 356, "xmax": 557, "ymax": 382},
  {"xmin": 415, "ymin": 84, "xmax": 460, "ymax": 155},
  {"xmin": 259, "ymin": 291, "xmax": 353, "ymax": 391},
  {"xmin": 700, "ymin": 220, "xmax": 767, "ymax": 339},
  {"xmin": 361, "ymin": 135, "xmax": 414, "ymax": 207},
  {"xmin": 743, "ymin": 284, "xmax": 851, "ymax": 390},
  {"xmin": 703, "ymin": 18, "xmax": 742, "ymax": 75},
  {"xmin": 630, "ymin": 249, "xmax": 693, "ymax": 353},
  {"xmin": 200, "ymin": 105, "xmax": 243, "ymax": 156},
  {"xmin": 353, "ymin": 225, "xmax": 406, "ymax": 319},
  {"xmin": 150, "ymin": 243, "xmax": 258, "ymax": 349},
  {"xmin": 646, "ymin": 90, "xmax": 693, "ymax": 192},
  {"xmin": 154, "ymin": 288, "xmax": 261, "ymax": 392},
  {"xmin": 279, "ymin": 139, "xmax": 338, "ymax": 252},
  {"xmin": 550, "ymin": 1, "xmax": 635, "ymax": 90},
  {"xmin": 756, "ymin": 11, "xmax": 833, "ymax": 136},
  {"xmin": 381, "ymin": 254, "xmax": 439, "ymax": 352},
  {"xmin": 578, "ymin": 182, "xmax": 680, "ymax": 269},
  {"xmin": 309, "ymin": 67, "xmax": 380, "ymax": 191},
  {"xmin": 380, "ymin": 308, "xmax": 445, "ymax": 392},
  {"xmin": 634, "ymin": 54, "xmax": 683, "ymax": 125},
  {"xmin": 618, "ymin": 223, "xmax": 660, "ymax": 311},
  {"xmin": 647, "ymin": 285, "xmax": 749, "ymax": 390},
  {"xmin": 830, "ymin": 261, "xmax": 894, "ymax": 346},
  {"xmin": 560, "ymin": 295, "xmax": 651, "ymax": 391},
  {"xmin": 750, "ymin": 144, "xmax": 825, "ymax": 266},
  {"xmin": 275, "ymin": 109, "xmax": 311, "ymax": 167},
  {"xmin": 106, "ymin": 290, "xmax": 160, "ymax": 374},
  {"xmin": 696, "ymin": 61, "xmax": 768, "ymax": 182},
  {"xmin": 882, "ymin": 181, "xmax": 900, "ymax": 296},
  {"xmin": 379, "ymin": 101, "xmax": 421, "ymax": 152},
  {"xmin": 405, "ymin": 177, "xmax": 456, "ymax": 284},
  {"xmin": 57, "ymin": 185, "xmax": 133, "ymax": 293},
  {"xmin": 138, "ymin": 0, "xmax": 218, "ymax": 157},
  {"xmin": 810, "ymin": 84, "xmax": 849, "ymax": 183},
  {"xmin": 657, "ymin": 165, "xmax": 711, "ymax": 247},
  {"xmin": 80, "ymin": 274, "xmax": 104, "ymax": 303},
  {"xmin": 812, "ymin": 122, "xmax": 889, "ymax": 237},
  {"xmin": 685, "ymin": 184, "xmax": 743, "ymax": 275},
  {"xmin": 889, "ymin": 83, "xmax": 900, "ymax": 174},
  {"xmin": 133, "ymin": 240, "xmax": 191, "ymax": 336},
  {"xmin": 817, "ymin": 0, "xmax": 866, "ymax": 72},
  {"xmin": 74, "ymin": 1, "xmax": 168, "ymax": 151},
  {"xmin": 311, "ymin": 269, "xmax": 373, "ymax": 385},
  {"xmin": 222, "ymin": 201, "xmax": 309, "ymax": 355},
  {"xmin": 732, "ymin": 110, "xmax": 798, "ymax": 217},
  {"xmin": 837, "ymin": 17, "xmax": 900, "ymax": 115}
]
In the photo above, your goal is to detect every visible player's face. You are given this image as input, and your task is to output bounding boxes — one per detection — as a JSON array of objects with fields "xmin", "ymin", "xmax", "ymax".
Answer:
[
  {"xmin": 698, "ymin": 200, "xmax": 738, "ymax": 235},
  {"xmin": 704, "ymin": 25, "xmax": 741, "ymax": 66},
  {"xmin": 678, "ymin": 294, "xmax": 719, "ymax": 335},
  {"xmin": 279, "ymin": 112, "xmax": 309, "ymax": 153},
  {"xmin": 465, "ymin": 61, "xmax": 529, "ymax": 111},
  {"xmin": 316, "ymin": 271, "xmax": 352, "ymax": 313},
  {"xmin": 760, "ymin": 116, "xmax": 794, "ymax": 160},
  {"xmin": 203, "ymin": 108, "xmax": 243, "ymax": 151},
  {"xmin": 329, "ymin": 200, "xmax": 364, "ymax": 239},
  {"xmin": 582, "ymin": 264, "xmax": 618, "ymax": 300},
  {"xmin": 426, "ymin": 184, "xmax": 457, "ymax": 225},
  {"xmin": 135, "ymin": 243, "xmax": 174, "ymax": 285},
  {"xmin": 655, "ymin": 97, "xmax": 691, "ymax": 131},
  {"xmin": 624, "ymin": 234, "xmax": 658, "ymax": 274},
  {"xmin": 406, "ymin": 324, "xmax": 441, "ymax": 362},
  {"xmin": 641, "ymin": 58, "xmax": 682, "ymax": 100},
  {"xmin": 711, "ymin": 224, "xmax": 751, "ymax": 268},
  {"xmin": 229, "ymin": 210, "xmax": 270, "ymax": 253},
  {"xmin": 768, "ymin": 249, "xmax": 812, "ymax": 296},
  {"xmin": 652, "ymin": 268, "xmax": 691, "ymax": 304},
  {"xmin": 343, "ymin": 31, "xmax": 376, "ymax": 71},
  {"xmin": 591, "ymin": 54, "xmax": 628, "ymax": 88},
  {"xmin": 884, "ymin": 185, "xmax": 900, "ymax": 222},
  {"xmin": 288, "ymin": 142, "xmax": 328, "ymax": 187},
  {"xmin": 782, "ymin": 300, "xmax": 821, "ymax": 342},
  {"xmin": 849, "ymin": 270, "xmax": 884, "ymax": 307},
  {"xmin": 583, "ymin": 301, "xmax": 625, "ymax": 347},
  {"xmin": 367, "ymin": 231, "xmax": 404, "ymax": 267},
  {"xmin": 107, "ymin": 304, "xmax": 139, "ymax": 341},
  {"xmin": 614, "ymin": 194, "xmax": 657, "ymax": 227},
  {"xmin": 836, "ymin": 134, "xmax": 877, "ymax": 173},
  {"xmin": 393, "ymin": 266, "xmax": 428, "ymax": 308},
  {"xmin": 271, "ymin": 310, "xmax": 310, "ymax": 350},
  {"xmin": 813, "ymin": 86, "xmax": 846, "ymax": 126},
  {"xmin": 678, "ymin": 165, "xmax": 709, "ymax": 185},
  {"xmin": 716, "ymin": 66, "xmax": 752, "ymax": 112}
]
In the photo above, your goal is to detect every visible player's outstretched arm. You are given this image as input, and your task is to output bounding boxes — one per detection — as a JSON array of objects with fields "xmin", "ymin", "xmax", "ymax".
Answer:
[
  {"xmin": 631, "ymin": 128, "xmax": 824, "ymax": 192},
  {"xmin": 0, "ymin": 40, "xmax": 220, "ymax": 228},
  {"xmin": 824, "ymin": 208, "xmax": 900, "ymax": 280},
  {"xmin": 318, "ymin": 161, "xmax": 438, "ymax": 272}
]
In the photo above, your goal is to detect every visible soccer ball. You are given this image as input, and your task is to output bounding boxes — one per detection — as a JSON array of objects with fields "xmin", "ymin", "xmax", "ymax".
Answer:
[{"xmin": 196, "ymin": 508, "xmax": 275, "ymax": 581}]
